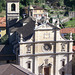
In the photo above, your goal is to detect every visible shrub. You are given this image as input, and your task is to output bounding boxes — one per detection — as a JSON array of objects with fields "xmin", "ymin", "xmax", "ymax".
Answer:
[{"xmin": 1, "ymin": 34, "xmax": 8, "ymax": 44}]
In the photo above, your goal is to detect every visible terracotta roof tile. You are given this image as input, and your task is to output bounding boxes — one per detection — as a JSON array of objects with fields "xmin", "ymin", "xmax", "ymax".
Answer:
[
  {"xmin": 0, "ymin": 17, "xmax": 6, "ymax": 27},
  {"xmin": 60, "ymin": 28, "xmax": 75, "ymax": 33},
  {"xmin": 73, "ymin": 46, "xmax": 75, "ymax": 51}
]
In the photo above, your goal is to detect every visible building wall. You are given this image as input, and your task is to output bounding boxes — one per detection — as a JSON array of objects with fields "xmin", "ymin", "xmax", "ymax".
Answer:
[{"xmin": 0, "ymin": 28, "xmax": 6, "ymax": 39}]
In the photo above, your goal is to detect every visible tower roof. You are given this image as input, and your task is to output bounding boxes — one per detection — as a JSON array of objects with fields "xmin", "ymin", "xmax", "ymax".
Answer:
[{"xmin": 6, "ymin": 0, "xmax": 20, "ymax": 2}]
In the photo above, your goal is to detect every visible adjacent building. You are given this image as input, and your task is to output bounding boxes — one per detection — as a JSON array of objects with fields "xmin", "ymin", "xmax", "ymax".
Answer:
[
  {"xmin": 0, "ymin": 17, "xmax": 6, "ymax": 39},
  {"xmin": 24, "ymin": 5, "xmax": 45, "ymax": 20}
]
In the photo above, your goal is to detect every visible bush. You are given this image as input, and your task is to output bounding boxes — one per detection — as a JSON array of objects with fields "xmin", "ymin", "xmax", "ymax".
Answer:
[
  {"xmin": 0, "ymin": 4, "xmax": 2, "ymax": 13},
  {"xmin": 1, "ymin": 34, "xmax": 8, "ymax": 44}
]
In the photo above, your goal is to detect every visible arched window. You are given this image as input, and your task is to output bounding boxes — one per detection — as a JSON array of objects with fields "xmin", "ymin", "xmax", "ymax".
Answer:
[
  {"xmin": 26, "ymin": 61, "xmax": 31, "ymax": 69},
  {"xmin": 11, "ymin": 4, "xmax": 16, "ymax": 11}
]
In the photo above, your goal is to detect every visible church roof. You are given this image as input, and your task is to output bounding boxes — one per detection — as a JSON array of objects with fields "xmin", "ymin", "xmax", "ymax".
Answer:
[
  {"xmin": 0, "ymin": 64, "xmax": 35, "ymax": 75},
  {"xmin": 0, "ymin": 45, "xmax": 16, "ymax": 60},
  {"xmin": 17, "ymin": 17, "xmax": 35, "ymax": 40},
  {"xmin": 9, "ymin": 17, "xmax": 35, "ymax": 40}
]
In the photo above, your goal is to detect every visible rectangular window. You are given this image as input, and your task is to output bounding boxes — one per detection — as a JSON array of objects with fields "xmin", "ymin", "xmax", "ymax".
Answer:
[
  {"xmin": 62, "ymin": 61, "xmax": 65, "ymax": 66},
  {"xmin": 27, "ymin": 61, "xmax": 31, "ymax": 69},
  {"xmin": 62, "ymin": 71, "xmax": 65, "ymax": 75}
]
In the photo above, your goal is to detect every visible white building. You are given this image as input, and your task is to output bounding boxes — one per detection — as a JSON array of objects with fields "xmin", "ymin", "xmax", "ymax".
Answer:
[{"xmin": 6, "ymin": 0, "xmax": 73, "ymax": 75}]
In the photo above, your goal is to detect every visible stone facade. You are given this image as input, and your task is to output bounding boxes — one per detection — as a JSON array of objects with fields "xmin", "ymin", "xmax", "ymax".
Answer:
[{"xmin": 19, "ymin": 19, "xmax": 73, "ymax": 75}]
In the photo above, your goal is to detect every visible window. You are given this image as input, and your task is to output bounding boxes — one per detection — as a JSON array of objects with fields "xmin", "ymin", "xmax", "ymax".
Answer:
[
  {"xmin": 43, "ymin": 44, "xmax": 52, "ymax": 51},
  {"xmin": 62, "ymin": 59, "xmax": 65, "ymax": 67},
  {"xmin": 27, "ymin": 61, "xmax": 31, "ymax": 69},
  {"xmin": 62, "ymin": 71, "xmax": 65, "ymax": 75},
  {"xmin": 62, "ymin": 61, "xmax": 65, "ymax": 66},
  {"xmin": 11, "ymin": 4, "xmax": 16, "ymax": 11}
]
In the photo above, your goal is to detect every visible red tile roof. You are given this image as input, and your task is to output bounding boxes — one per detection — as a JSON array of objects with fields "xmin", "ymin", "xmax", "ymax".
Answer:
[
  {"xmin": 0, "ymin": 17, "xmax": 6, "ymax": 27},
  {"xmin": 73, "ymin": 46, "xmax": 75, "ymax": 51},
  {"xmin": 60, "ymin": 28, "xmax": 75, "ymax": 33}
]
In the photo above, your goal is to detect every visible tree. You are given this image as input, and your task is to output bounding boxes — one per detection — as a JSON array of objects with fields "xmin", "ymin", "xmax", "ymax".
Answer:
[{"xmin": 0, "ymin": 3, "xmax": 2, "ymax": 13}]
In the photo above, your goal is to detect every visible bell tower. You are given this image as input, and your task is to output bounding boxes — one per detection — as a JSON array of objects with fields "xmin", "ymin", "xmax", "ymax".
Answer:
[{"xmin": 6, "ymin": 0, "xmax": 19, "ymax": 28}]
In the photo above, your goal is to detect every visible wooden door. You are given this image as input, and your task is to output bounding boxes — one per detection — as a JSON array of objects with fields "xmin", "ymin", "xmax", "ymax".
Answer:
[{"xmin": 44, "ymin": 67, "xmax": 50, "ymax": 75}]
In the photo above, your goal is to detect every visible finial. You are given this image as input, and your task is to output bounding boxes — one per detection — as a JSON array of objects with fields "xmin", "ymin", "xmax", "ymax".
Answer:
[
  {"xmin": 70, "ymin": 32, "xmax": 72, "ymax": 40},
  {"xmin": 20, "ymin": 34, "xmax": 23, "ymax": 42}
]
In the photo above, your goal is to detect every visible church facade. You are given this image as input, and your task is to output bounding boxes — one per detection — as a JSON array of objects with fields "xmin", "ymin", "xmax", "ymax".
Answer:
[
  {"xmin": 6, "ymin": 0, "xmax": 73, "ymax": 75},
  {"xmin": 19, "ymin": 19, "xmax": 73, "ymax": 75}
]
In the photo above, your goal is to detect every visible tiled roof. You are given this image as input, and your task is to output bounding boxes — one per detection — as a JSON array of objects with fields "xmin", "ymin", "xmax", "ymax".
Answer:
[
  {"xmin": 10, "ymin": 17, "xmax": 35, "ymax": 40},
  {"xmin": 25, "ymin": 5, "xmax": 43, "ymax": 10},
  {"xmin": 73, "ymin": 46, "xmax": 75, "ymax": 51},
  {"xmin": 0, "ymin": 64, "xmax": 36, "ymax": 75},
  {"xmin": 0, "ymin": 17, "xmax": 6, "ymax": 27},
  {"xmin": 17, "ymin": 17, "xmax": 35, "ymax": 40},
  {"xmin": 60, "ymin": 28, "xmax": 75, "ymax": 33}
]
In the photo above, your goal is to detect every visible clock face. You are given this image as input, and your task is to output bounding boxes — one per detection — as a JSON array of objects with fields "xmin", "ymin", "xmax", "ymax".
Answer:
[{"xmin": 44, "ymin": 44, "xmax": 52, "ymax": 51}]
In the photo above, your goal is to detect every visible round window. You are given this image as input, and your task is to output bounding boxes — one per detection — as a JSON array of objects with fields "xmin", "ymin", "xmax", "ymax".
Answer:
[{"xmin": 44, "ymin": 44, "xmax": 52, "ymax": 51}]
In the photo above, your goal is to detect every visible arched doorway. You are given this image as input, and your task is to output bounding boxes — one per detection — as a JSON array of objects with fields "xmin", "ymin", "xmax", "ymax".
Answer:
[{"xmin": 44, "ymin": 66, "xmax": 51, "ymax": 75}]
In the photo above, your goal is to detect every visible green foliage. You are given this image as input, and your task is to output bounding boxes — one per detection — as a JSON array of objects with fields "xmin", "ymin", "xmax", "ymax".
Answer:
[
  {"xmin": 58, "ymin": 0, "xmax": 64, "ymax": 6},
  {"xmin": 63, "ymin": 18, "xmax": 75, "ymax": 27},
  {"xmin": 1, "ymin": 34, "xmax": 8, "ymax": 44},
  {"xmin": 0, "ymin": 0, "xmax": 6, "ymax": 13},
  {"xmin": 0, "ymin": 4, "xmax": 2, "ymax": 13}
]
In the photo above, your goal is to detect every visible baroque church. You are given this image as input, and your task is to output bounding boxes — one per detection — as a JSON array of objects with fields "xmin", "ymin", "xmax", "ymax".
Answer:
[{"xmin": 6, "ymin": 0, "xmax": 73, "ymax": 75}]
